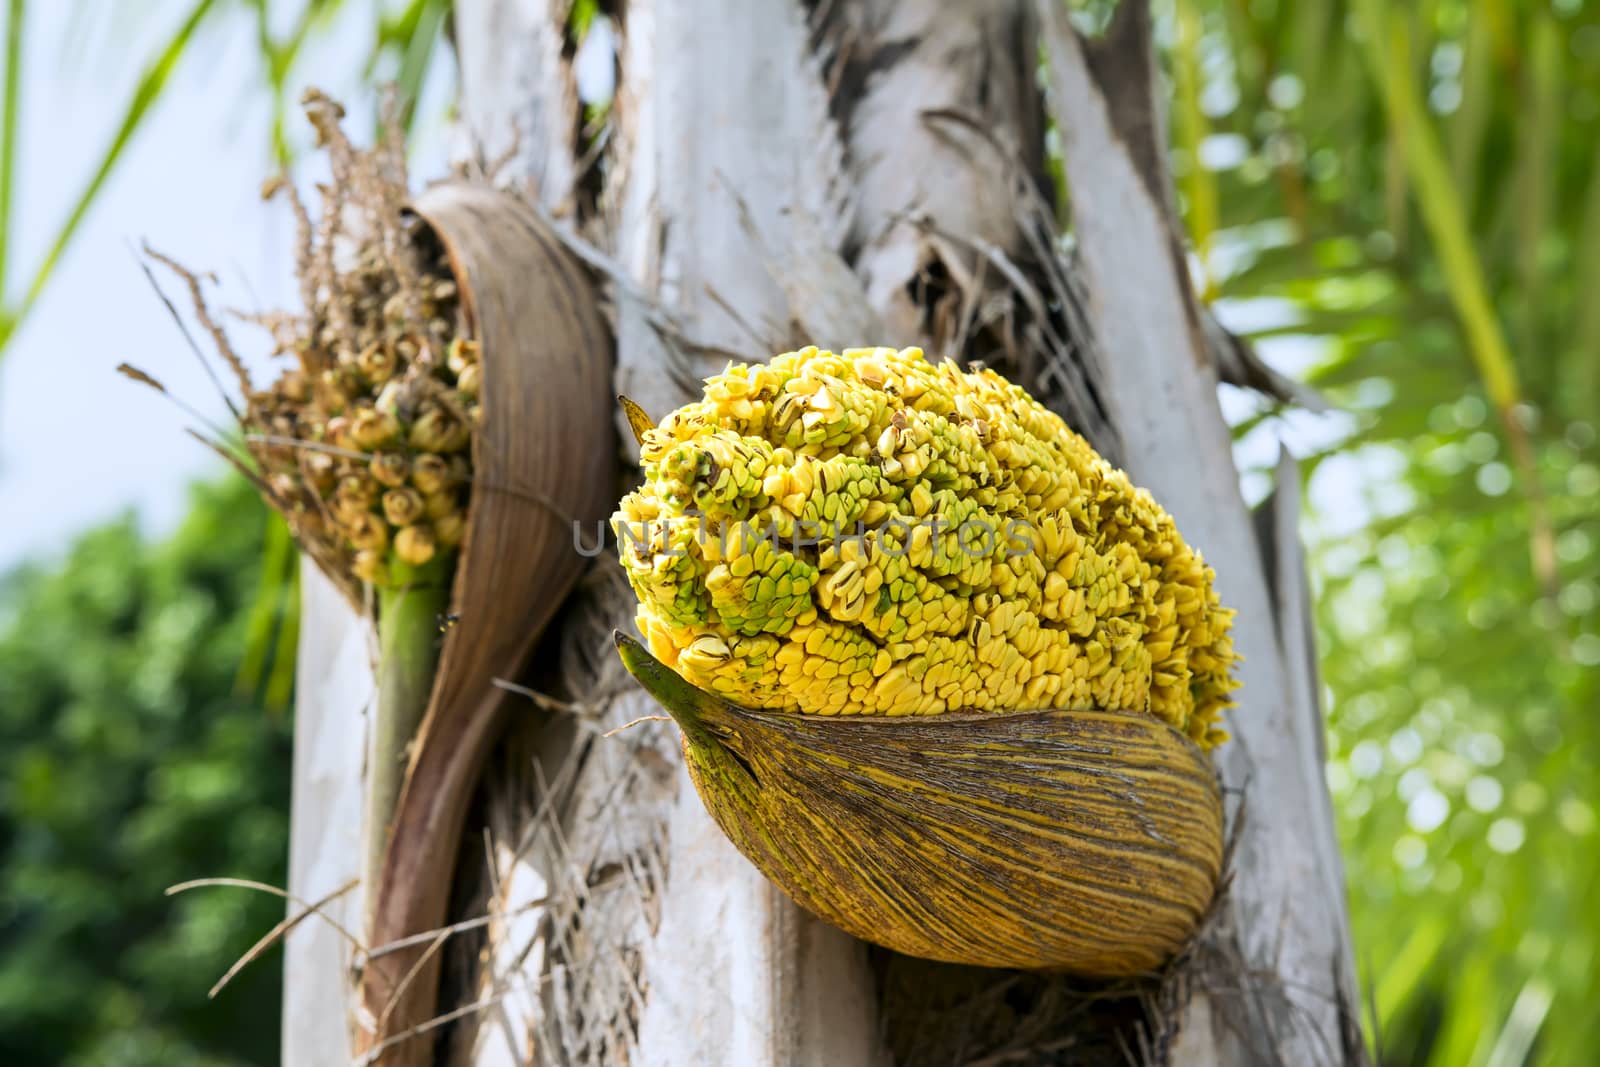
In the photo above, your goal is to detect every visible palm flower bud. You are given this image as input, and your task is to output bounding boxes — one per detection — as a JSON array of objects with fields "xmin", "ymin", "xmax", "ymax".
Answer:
[
  {"xmin": 615, "ymin": 346, "xmax": 1238, "ymax": 746},
  {"xmin": 409, "ymin": 454, "xmax": 457, "ymax": 494},
  {"xmin": 356, "ymin": 341, "xmax": 397, "ymax": 383},
  {"xmin": 432, "ymin": 512, "xmax": 465, "ymax": 549},
  {"xmin": 382, "ymin": 487, "xmax": 426, "ymax": 527},
  {"xmin": 371, "ymin": 382, "xmax": 403, "ymax": 419},
  {"xmin": 455, "ymin": 362, "xmax": 481, "ymax": 399},
  {"xmin": 320, "ymin": 366, "xmax": 359, "ymax": 403},
  {"xmin": 325, "ymin": 415, "xmax": 357, "ymax": 451},
  {"xmin": 291, "ymin": 508, "xmax": 327, "ymax": 540},
  {"xmin": 305, "ymin": 450, "xmax": 338, "ymax": 494},
  {"xmin": 394, "ymin": 522, "xmax": 437, "ymax": 566},
  {"xmin": 345, "ymin": 511, "xmax": 390, "ymax": 553},
  {"xmin": 352, "ymin": 549, "xmax": 386, "ymax": 584},
  {"xmin": 612, "ymin": 346, "xmax": 1236, "ymax": 977},
  {"xmin": 268, "ymin": 471, "xmax": 302, "ymax": 502},
  {"xmin": 370, "ymin": 451, "xmax": 409, "ymax": 487},
  {"xmin": 431, "ymin": 278, "xmax": 457, "ymax": 302},
  {"xmin": 446, "ymin": 337, "xmax": 479, "ymax": 376},
  {"xmin": 423, "ymin": 490, "xmax": 458, "ymax": 521},
  {"xmin": 278, "ymin": 370, "xmax": 309, "ymax": 403},
  {"xmin": 409, "ymin": 407, "xmax": 470, "ymax": 453},
  {"xmin": 337, "ymin": 472, "xmax": 381, "ymax": 506},
  {"xmin": 332, "ymin": 493, "xmax": 374, "ymax": 527},
  {"xmin": 351, "ymin": 407, "xmax": 402, "ymax": 450},
  {"xmin": 382, "ymin": 291, "xmax": 408, "ymax": 324},
  {"xmin": 263, "ymin": 414, "xmax": 299, "ymax": 463}
]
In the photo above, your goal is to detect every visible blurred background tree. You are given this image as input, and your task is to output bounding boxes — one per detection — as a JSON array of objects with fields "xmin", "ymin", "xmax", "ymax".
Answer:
[
  {"xmin": 1159, "ymin": 1, "xmax": 1598, "ymax": 1063},
  {"xmin": 0, "ymin": 0, "xmax": 1593, "ymax": 1065},
  {"xmin": 0, "ymin": 479, "xmax": 291, "ymax": 1065}
]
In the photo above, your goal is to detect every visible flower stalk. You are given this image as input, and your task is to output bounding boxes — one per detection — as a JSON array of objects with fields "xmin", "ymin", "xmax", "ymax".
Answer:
[{"xmin": 365, "ymin": 566, "xmax": 450, "ymax": 909}]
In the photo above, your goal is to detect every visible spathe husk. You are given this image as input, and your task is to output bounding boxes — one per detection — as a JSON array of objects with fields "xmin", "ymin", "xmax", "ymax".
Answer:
[
  {"xmin": 357, "ymin": 184, "xmax": 612, "ymax": 1065},
  {"xmin": 615, "ymin": 632, "xmax": 1223, "ymax": 976}
]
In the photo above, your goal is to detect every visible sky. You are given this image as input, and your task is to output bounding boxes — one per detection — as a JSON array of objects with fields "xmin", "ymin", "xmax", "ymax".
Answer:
[
  {"xmin": 0, "ymin": 1, "xmax": 455, "ymax": 570},
  {"xmin": 0, "ymin": 1, "xmax": 1360, "ymax": 573}
]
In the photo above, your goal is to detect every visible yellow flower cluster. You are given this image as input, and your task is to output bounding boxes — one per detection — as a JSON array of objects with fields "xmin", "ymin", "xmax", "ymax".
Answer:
[{"xmin": 614, "ymin": 346, "xmax": 1238, "ymax": 746}]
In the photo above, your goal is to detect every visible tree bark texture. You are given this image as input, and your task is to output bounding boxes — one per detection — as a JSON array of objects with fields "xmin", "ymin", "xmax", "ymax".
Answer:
[{"xmin": 284, "ymin": 1, "xmax": 1366, "ymax": 1064}]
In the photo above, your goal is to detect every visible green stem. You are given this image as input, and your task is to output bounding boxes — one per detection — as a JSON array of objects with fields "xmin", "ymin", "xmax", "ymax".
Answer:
[{"xmin": 364, "ymin": 572, "xmax": 449, "ymax": 917}]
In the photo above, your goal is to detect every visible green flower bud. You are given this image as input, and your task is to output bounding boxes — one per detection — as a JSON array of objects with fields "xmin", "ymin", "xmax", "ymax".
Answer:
[
  {"xmin": 332, "ymin": 493, "xmax": 373, "ymax": 526},
  {"xmin": 337, "ymin": 473, "xmax": 381, "ymax": 506},
  {"xmin": 423, "ymin": 490, "xmax": 458, "ymax": 521},
  {"xmin": 353, "ymin": 549, "xmax": 385, "ymax": 584},
  {"xmin": 370, "ymin": 452, "xmax": 410, "ymax": 487},
  {"xmin": 433, "ymin": 512, "xmax": 465, "ymax": 548},
  {"xmin": 446, "ymin": 337, "xmax": 479, "ymax": 376},
  {"xmin": 357, "ymin": 341, "xmax": 397, "ymax": 384},
  {"xmin": 394, "ymin": 523, "xmax": 437, "ymax": 566},
  {"xmin": 409, "ymin": 408, "xmax": 470, "ymax": 453},
  {"xmin": 382, "ymin": 487, "xmax": 426, "ymax": 527},
  {"xmin": 410, "ymin": 454, "xmax": 456, "ymax": 494},
  {"xmin": 345, "ymin": 511, "xmax": 389, "ymax": 552},
  {"xmin": 351, "ymin": 408, "xmax": 402, "ymax": 450}
]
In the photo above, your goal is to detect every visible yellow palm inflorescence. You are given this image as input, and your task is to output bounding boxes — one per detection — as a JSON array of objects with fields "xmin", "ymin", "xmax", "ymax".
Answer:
[{"xmin": 614, "ymin": 345, "xmax": 1239, "ymax": 747}]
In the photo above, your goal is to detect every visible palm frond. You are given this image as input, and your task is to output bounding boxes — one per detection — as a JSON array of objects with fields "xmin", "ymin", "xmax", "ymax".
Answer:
[
  {"xmin": 0, "ymin": 0, "xmax": 218, "ymax": 354},
  {"xmin": 0, "ymin": 0, "xmax": 24, "ymax": 303}
]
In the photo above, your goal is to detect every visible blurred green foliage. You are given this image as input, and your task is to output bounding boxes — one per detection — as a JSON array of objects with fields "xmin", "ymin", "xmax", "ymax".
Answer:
[
  {"xmin": 1153, "ymin": 0, "xmax": 1600, "ymax": 1063},
  {"xmin": 0, "ymin": 479, "xmax": 291, "ymax": 1065}
]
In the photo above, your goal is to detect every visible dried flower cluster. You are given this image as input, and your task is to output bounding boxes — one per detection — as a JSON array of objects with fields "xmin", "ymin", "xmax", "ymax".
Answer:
[
  {"xmin": 158, "ymin": 90, "xmax": 480, "ymax": 591},
  {"xmin": 615, "ymin": 346, "xmax": 1238, "ymax": 746}
]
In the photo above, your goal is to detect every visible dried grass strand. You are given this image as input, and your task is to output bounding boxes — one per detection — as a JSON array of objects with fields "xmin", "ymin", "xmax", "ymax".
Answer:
[
  {"xmin": 143, "ymin": 244, "xmax": 255, "ymax": 399},
  {"xmin": 164, "ymin": 876, "xmax": 365, "ymax": 999},
  {"xmin": 357, "ymin": 977, "xmax": 547, "ymax": 1066},
  {"xmin": 133, "ymin": 247, "xmax": 246, "ymax": 424}
]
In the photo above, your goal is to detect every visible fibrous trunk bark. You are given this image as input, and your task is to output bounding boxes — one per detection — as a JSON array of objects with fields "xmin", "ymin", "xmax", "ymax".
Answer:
[
  {"xmin": 284, "ymin": 1, "xmax": 1366, "ymax": 1064},
  {"xmin": 1035, "ymin": 5, "xmax": 1363, "ymax": 1061}
]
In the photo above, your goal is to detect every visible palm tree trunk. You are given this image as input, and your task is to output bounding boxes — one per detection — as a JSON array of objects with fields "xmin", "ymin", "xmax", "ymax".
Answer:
[
  {"xmin": 1036, "ymin": 4, "xmax": 1365, "ymax": 1063},
  {"xmin": 282, "ymin": 563, "xmax": 370, "ymax": 1065},
  {"xmin": 284, "ymin": 2, "xmax": 1367, "ymax": 1063}
]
